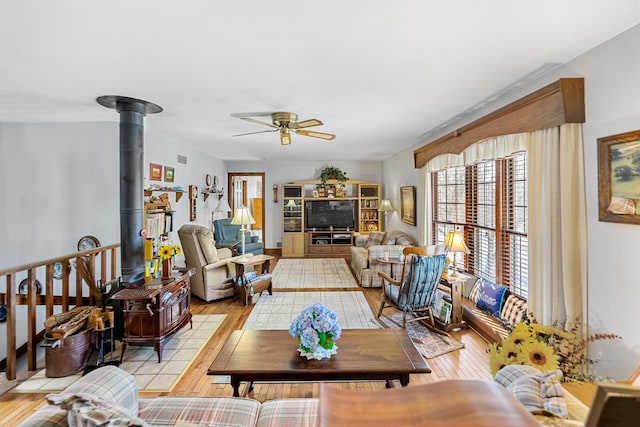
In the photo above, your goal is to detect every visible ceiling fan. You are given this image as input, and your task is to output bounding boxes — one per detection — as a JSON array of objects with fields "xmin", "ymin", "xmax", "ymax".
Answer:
[{"xmin": 232, "ymin": 112, "xmax": 336, "ymax": 146}]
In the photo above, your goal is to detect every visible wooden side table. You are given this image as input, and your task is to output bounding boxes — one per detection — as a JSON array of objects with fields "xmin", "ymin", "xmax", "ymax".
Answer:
[
  {"xmin": 231, "ymin": 254, "xmax": 275, "ymax": 305},
  {"xmin": 435, "ymin": 272, "xmax": 468, "ymax": 331}
]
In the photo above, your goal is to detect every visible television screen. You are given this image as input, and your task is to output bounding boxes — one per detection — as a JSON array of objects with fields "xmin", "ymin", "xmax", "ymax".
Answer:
[{"xmin": 305, "ymin": 200, "xmax": 356, "ymax": 230}]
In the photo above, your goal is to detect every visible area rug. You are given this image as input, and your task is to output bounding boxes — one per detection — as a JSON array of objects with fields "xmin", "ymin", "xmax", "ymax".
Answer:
[
  {"xmin": 11, "ymin": 314, "xmax": 226, "ymax": 393},
  {"xmin": 373, "ymin": 313, "xmax": 465, "ymax": 359},
  {"xmin": 271, "ymin": 258, "xmax": 358, "ymax": 289},
  {"xmin": 242, "ymin": 291, "xmax": 376, "ymax": 330}
]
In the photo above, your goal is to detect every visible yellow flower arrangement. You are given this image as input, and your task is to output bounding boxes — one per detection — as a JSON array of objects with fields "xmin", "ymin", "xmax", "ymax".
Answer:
[
  {"xmin": 158, "ymin": 242, "xmax": 182, "ymax": 260},
  {"xmin": 488, "ymin": 315, "xmax": 621, "ymax": 381}
]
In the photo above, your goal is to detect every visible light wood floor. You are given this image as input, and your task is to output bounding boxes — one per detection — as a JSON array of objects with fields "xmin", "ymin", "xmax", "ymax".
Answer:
[{"xmin": 0, "ymin": 256, "xmax": 493, "ymax": 425}]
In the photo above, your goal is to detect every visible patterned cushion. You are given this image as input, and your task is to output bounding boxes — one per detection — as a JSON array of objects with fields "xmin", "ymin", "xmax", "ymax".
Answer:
[
  {"xmin": 138, "ymin": 397, "xmax": 260, "ymax": 426},
  {"xmin": 495, "ymin": 365, "xmax": 568, "ymax": 418},
  {"xmin": 65, "ymin": 365, "xmax": 139, "ymax": 415},
  {"xmin": 468, "ymin": 280, "xmax": 480, "ymax": 303},
  {"xmin": 381, "ymin": 233, "xmax": 396, "ymax": 245},
  {"xmin": 257, "ymin": 398, "xmax": 318, "ymax": 427},
  {"xmin": 500, "ymin": 293, "xmax": 528, "ymax": 329},
  {"xmin": 506, "ymin": 370, "xmax": 568, "ymax": 418},
  {"xmin": 365, "ymin": 231, "xmax": 387, "ymax": 248},
  {"xmin": 476, "ymin": 278, "xmax": 507, "ymax": 316},
  {"xmin": 390, "ymin": 230, "xmax": 415, "ymax": 246}
]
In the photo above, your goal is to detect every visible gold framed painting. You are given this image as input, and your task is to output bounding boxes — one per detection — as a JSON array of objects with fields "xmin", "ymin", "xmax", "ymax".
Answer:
[
  {"xmin": 400, "ymin": 185, "xmax": 416, "ymax": 226},
  {"xmin": 149, "ymin": 163, "xmax": 162, "ymax": 181},
  {"xmin": 598, "ymin": 129, "xmax": 640, "ymax": 224}
]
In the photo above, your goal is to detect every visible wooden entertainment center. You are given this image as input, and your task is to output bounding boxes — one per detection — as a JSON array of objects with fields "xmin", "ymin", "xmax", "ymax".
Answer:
[{"xmin": 281, "ymin": 180, "xmax": 380, "ymax": 258}]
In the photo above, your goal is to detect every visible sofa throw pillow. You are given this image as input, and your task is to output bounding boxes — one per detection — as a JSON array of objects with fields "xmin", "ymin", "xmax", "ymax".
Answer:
[
  {"xmin": 506, "ymin": 370, "xmax": 568, "ymax": 418},
  {"xmin": 468, "ymin": 279, "xmax": 480, "ymax": 303},
  {"xmin": 381, "ymin": 233, "xmax": 396, "ymax": 245},
  {"xmin": 500, "ymin": 293, "xmax": 528, "ymax": 329},
  {"xmin": 365, "ymin": 231, "xmax": 387, "ymax": 248},
  {"xmin": 475, "ymin": 278, "xmax": 507, "ymax": 316}
]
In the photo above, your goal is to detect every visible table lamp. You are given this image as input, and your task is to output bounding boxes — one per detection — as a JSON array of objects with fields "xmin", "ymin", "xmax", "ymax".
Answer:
[
  {"xmin": 444, "ymin": 230, "xmax": 469, "ymax": 277},
  {"xmin": 231, "ymin": 206, "xmax": 255, "ymax": 262},
  {"xmin": 211, "ymin": 199, "xmax": 232, "ymax": 231},
  {"xmin": 378, "ymin": 199, "xmax": 395, "ymax": 231}
]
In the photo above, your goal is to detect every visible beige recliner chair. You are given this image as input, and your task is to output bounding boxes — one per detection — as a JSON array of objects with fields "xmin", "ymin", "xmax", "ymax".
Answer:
[{"xmin": 177, "ymin": 224, "xmax": 252, "ymax": 302}]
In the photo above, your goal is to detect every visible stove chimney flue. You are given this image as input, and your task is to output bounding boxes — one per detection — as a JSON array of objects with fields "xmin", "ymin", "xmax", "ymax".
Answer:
[{"xmin": 97, "ymin": 95, "xmax": 163, "ymax": 285}]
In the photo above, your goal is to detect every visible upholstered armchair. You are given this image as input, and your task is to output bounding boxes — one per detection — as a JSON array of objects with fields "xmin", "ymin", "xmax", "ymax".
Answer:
[
  {"xmin": 213, "ymin": 218, "xmax": 264, "ymax": 256},
  {"xmin": 177, "ymin": 224, "xmax": 253, "ymax": 302}
]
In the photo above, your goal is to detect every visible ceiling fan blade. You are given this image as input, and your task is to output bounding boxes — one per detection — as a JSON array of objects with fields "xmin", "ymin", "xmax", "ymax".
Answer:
[
  {"xmin": 293, "ymin": 118, "xmax": 324, "ymax": 129},
  {"xmin": 239, "ymin": 117, "xmax": 278, "ymax": 128},
  {"xmin": 230, "ymin": 112, "xmax": 274, "ymax": 118},
  {"xmin": 233, "ymin": 129, "xmax": 279, "ymax": 137},
  {"xmin": 294, "ymin": 129, "xmax": 336, "ymax": 140}
]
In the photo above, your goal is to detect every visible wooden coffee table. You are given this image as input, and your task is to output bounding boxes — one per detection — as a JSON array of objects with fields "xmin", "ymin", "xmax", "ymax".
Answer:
[{"xmin": 207, "ymin": 328, "xmax": 431, "ymax": 397}]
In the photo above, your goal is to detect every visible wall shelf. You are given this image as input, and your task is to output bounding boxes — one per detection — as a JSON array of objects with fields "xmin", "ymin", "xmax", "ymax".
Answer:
[{"xmin": 144, "ymin": 189, "xmax": 186, "ymax": 202}]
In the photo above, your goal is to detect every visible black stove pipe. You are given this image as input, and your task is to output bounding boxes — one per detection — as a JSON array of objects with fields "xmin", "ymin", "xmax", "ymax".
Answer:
[{"xmin": 97, "ymin": 95, "xmax": 162, "ymax": 286}]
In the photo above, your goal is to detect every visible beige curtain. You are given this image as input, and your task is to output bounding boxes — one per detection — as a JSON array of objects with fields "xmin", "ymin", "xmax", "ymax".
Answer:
[
  {"xmin": 528, "ymin": 123, "xmax": 587, "ymax": 325},
  {"xmin": 419, "ymin": 166, "xmax": 431, "ymax": 245},
  {"xmin": 421, "ymin": 123, "xmax": 587, "ymax": 325}
]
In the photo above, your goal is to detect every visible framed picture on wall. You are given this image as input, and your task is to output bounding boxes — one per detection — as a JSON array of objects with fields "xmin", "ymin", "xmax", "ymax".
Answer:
[
  {"xmin": 598, "ymin": 129, "xmax": 640, "ymax": 224},
  {"xmin": 150, "ymin": 163, "xmax": 162, "ymax": 181},
  {"xmin": 400, "ymin": 185, "xmax": 416, "ymax": 226},
  {"xmin": 164, "ymin": 166, "xmax": 175, "ymax": 182}
]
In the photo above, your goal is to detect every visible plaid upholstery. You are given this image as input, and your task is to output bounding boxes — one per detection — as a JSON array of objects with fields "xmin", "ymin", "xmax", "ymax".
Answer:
[
  {"xmin": 496, "ymin": 366, "xmax": 568, "ymax": 418},
  {"xmin": 65, "ymin": 365, "xmax": 139, "ymax": 414},
  {"xmin": 350, "ymin": 230, "xmax": 418, "ymax": 287},
  {"xmin": 500, "ymin": 293, "xmax": 528, "ymax": 329},
  {"xmin": 17, "ymin": 404, "xmax": 67, "ymax": 427},
  {"xmin": 18, "ymin": 366, "xmax": 140, "ymax": 427},
  {"xmin": 365, "ymin": 231, "xmax": 387, "ymax": 248},
  {"xmin": 256, "ymin": 398, "xmax": 318, "ymax": 427},
  {"xmin": 138, "ymin": 397, "xmax": 260, "ymax": 426}
]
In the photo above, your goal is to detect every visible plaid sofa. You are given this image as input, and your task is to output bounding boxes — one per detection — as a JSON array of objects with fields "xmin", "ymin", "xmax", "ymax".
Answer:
[
  {"xmin": 18, "ymin": 366, "xmax": 318, "ymax": 427},
  {"xmin": 349, "ymin": 230, "xmax": 445, "ymax": 288}
]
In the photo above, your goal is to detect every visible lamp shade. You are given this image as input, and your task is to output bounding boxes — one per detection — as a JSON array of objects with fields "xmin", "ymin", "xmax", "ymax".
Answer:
[
  {"xmin": 445, "ymin": 230, "xmax": 470, "ymax": 254},
  {"xmin": 214, "ymin": 199, "xmax": 232, "ymax": 213},
  {"xmin": 286, "ymin": 199, "xmax": 297, "ymax": 207},
  {"xmin": 378, "ymin": 199, "xmax": 394, "ymax": 213},
  {"xmin": 231, "ymin": 206, "xmax": 255, "ymax": 226}
]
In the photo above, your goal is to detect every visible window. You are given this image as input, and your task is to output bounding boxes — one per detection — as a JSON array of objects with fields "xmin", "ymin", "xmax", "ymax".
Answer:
[{"xmin": 432, "ymin": 152, "xmax": 528, "ymax": 298}]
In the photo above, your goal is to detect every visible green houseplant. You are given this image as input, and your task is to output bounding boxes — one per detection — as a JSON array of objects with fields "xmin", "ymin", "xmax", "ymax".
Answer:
[{"xmin": 318, "ymin": 166, "xmax": 348, "ymax": 189}]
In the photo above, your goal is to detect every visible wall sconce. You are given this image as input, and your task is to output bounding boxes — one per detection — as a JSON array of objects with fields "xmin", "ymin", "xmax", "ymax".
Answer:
[{"xmin": 273, "ymin": 184, "xmax": 278, "ymax": 203}]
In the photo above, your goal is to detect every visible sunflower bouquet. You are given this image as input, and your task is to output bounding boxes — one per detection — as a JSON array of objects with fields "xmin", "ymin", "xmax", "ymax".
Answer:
[
  {"xmin": 488, "ymin": 315, "xmax": 621, "ymax": 382},
  {"xmin": 158, "ymin": 241, "xmax": 182, "ymax": 260}
]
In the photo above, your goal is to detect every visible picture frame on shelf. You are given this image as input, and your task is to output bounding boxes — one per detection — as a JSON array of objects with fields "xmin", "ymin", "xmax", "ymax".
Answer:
[
  {"xmin": 150, "ymin": 163, "xmax": 162, "ymax": 181},
  {"xmin": 164, "ymin": 166, "xmax": 175, "ymax": 183},
  {"xmin": 400, "ymin": 185, "xmax": 416, "ymax": 226},
  {"xmin": 597, "ymin": 129, "xmax": 640, "ymax": 224}
]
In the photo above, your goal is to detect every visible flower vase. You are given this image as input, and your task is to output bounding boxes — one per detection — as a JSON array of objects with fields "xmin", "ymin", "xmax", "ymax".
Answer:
[{"xmin": 161, "ymin": 257, "xmax": 173, "ymax": 279}]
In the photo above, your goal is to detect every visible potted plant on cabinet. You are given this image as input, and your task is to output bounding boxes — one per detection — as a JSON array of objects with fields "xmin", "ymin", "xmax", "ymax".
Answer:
[{"xmin": 317, "ymin": 166, "xmax": 348, "ymax": 197}]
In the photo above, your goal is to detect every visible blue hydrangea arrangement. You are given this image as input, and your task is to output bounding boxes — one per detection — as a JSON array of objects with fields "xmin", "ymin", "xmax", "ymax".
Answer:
[{"xmin": 289, "ymin": 303, "xmax": 342, "ymax": 360}]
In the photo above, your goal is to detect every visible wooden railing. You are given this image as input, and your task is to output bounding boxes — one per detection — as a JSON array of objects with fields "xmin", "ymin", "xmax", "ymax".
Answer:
[{"xmin": 0, "ymin": 244, "xmax": 120, "ymax": 381}]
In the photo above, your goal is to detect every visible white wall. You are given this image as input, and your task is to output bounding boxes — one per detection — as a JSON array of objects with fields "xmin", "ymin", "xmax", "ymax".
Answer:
[
  {"xmin": 0, "ymin": 120, "xmax": 226, "ymax": 360},
  {"xmin": 224, "ymin": 160, "xmax": 383, "ymax": 248},
  {"xmin": 382, "ymin": 24, "xmax": 640, "ymax": 380}
]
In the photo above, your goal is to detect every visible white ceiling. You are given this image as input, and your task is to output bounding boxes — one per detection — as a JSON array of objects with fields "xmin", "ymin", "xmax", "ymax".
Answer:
[{"xmin": 2, "ymin": 1, "xmax": 640, "ymax": 162}]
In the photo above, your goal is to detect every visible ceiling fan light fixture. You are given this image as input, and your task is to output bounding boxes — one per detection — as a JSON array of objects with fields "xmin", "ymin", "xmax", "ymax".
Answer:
[{"xmin": 280, "ymin": 128, "xmax": 292, "ymax": 146}]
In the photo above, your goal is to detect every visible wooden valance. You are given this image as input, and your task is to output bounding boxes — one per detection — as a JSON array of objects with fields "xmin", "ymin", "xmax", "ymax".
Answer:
[{"xmin": 414, "ymin": 78, "xmax": 585, "ymax": 168}]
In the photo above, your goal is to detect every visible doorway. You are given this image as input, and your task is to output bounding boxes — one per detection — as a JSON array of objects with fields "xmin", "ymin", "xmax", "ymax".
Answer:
[{"xmin": 227, "ymin": 172, "xmax": 266, "ymax": 245}]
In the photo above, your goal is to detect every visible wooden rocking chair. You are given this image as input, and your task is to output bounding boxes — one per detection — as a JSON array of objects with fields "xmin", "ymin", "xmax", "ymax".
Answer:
[{"xmin": 376, "ymin": 248, "xmax": 446, "ymax": 331}]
